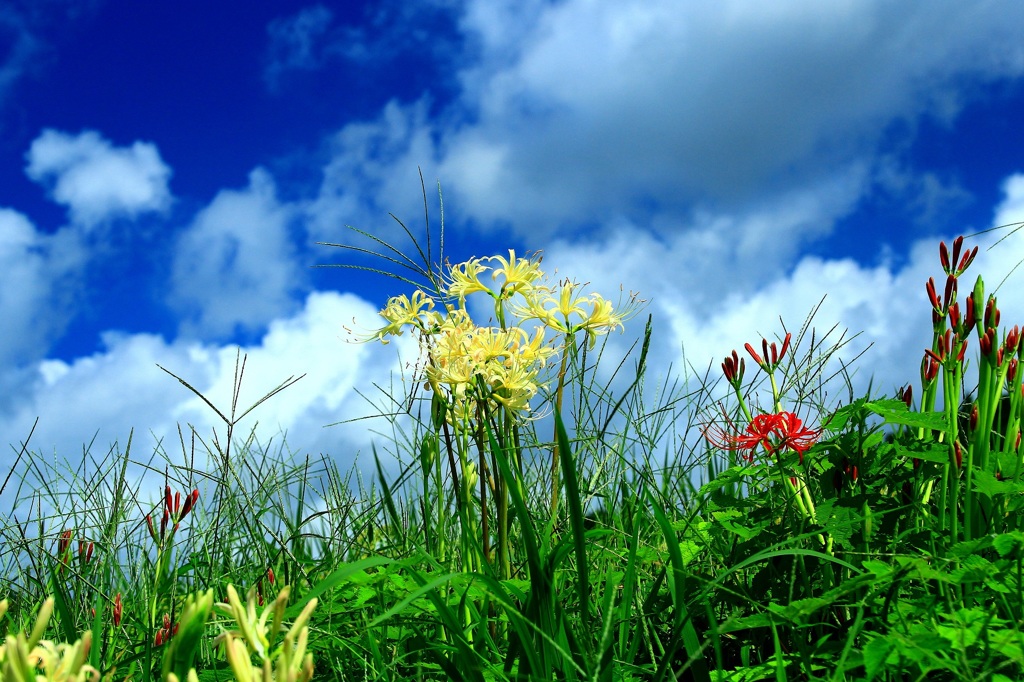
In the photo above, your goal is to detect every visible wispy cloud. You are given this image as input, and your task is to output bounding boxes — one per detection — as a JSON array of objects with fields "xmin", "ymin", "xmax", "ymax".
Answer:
[
  {"xmin": 264, "ymin": 4, "xmax": 335, "ymax": 90},
  {"xmin": 0, "ymin": 7, "xmax": 40, "ymax": 108}
]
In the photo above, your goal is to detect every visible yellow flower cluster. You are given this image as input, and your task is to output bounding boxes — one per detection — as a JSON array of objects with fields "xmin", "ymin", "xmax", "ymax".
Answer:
[
  {"xmin": 0, "ymin": 584, "xmax": 317, "ymax": 682},
  {"xmin": 0, "ymin": 599, "xmax": 99, "ymax": 682},
  {"xmin": 213, "ymin": 585, "xmax": 316, "ymax": 682},
  {"xmin": 364, "ymin": 250, "xmax": 640, "ymax": 424}
]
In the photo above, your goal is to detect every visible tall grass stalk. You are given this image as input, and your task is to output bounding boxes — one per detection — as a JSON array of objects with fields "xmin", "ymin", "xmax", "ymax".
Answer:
[{"xmin": 2, "ymin": 194, "xmax": 1024, "ymax": 680}]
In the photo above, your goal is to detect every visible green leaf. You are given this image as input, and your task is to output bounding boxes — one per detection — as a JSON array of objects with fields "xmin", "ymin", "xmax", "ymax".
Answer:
[
  {"xmin": 973, "ymin": 468, "xmax": 1023, "ymax": 497},
  {"xmin": 711, "ymin": 509, "xmax": 765, "ymax": 540},
  {"xmin": 162, "ymin": 589, "xmax": 214, "ymax": 682},
  {"xmin": 992, "ymin": 531, "xmax": 1024, "ymax": 557},
  {"xmin": 863, "ymin": 400, "xmax": 949, "ymax": 430},
  {"xmin": 283, "ymin": 555, "xmax": 392, "ymax": 619},
  {"xmin": 862, "ymin": 635, "xmax": 894, "ymax": 681},
  {"xmin": 886, "ymin": 440, "xmax": 949, "ymax": 464}
]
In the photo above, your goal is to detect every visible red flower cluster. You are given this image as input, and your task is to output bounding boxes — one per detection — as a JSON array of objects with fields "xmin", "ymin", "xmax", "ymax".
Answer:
[
  {"xmin": 154, "ymin": 612, "xmax": 178, "ymax": 647},
  {"xmin": 706, "ymin": 411, "xmax": 820, "ymax": 463},
  {"xmin": 146, "ymin": 486, "xmax": 199, "ymax": 544}
]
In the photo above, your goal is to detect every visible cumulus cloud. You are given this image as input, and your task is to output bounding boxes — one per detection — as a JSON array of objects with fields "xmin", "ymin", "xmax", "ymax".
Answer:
[
  {"xmin": 540, "ymin": 174, "xmax": 1024, "ymax": 430},
  {"xmin": 307, "ymin": 100, "xmax": 440, "ymax": 243},
  {"xmin": 0, "ymin": 207, "xmax": 87, "ymax": 397},
  {"xmin": 170, "ymin": 168, "xmax": 306, "ymax": 340},
  {"xmin": 309, "ymin": 0, "xmax": 1024, "ymax": 243},
  {"xmin": 25, "ymin": 129, "xmax": 172, "ymax": 227},
  {"xmin": 1, "ymin": 291, "xmax": 408, "ymax": 493}
]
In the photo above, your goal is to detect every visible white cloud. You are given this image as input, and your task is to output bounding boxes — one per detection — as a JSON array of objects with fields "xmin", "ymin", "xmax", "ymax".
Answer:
[
  {"xmin": 0, "ymin": 291, "xmax": 410, "ymax": 499},
  {"xmin": 0, "ymin": 208, "xmax": 87, "ymax": 388},
  {"xmin": 25, "ymin": 129, "xmax": 172, "ymax": 227},
  {"xmin": 539, "ymin": 173, "xmax": 1024, "ymax": 429},
  {"xmin": 307, "ymin": 100, "xmax": 441, "ymax": 244},
  {"xmin": 170, "ymin": 168, "xmax": 306, "ymax": 339},
  {"xmin": 311, "ymin": 0, "xmax": 1024, "ymax": 243}
]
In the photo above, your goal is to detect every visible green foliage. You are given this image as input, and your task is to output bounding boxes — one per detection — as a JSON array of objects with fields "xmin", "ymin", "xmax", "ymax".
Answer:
[{"xmin": 1, "ymin": 213, "xmax": 1023, "ymax": 681}]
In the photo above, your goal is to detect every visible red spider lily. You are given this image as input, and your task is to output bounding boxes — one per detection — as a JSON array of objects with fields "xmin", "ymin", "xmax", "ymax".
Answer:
[
  {"xmin": 939, "ymin": 236, "xmax": 978, "ymax": 277},
  {"xmin": 155, "ymin": 613, "xmax": 178, "ymax": 646},
  {"xmin": 705, "ymin": 410, "xmax": 819, "ymax": 463},
  {"xmin": 745, "ymin": 333, "xmax": 792, "ymax": 372},
  {"xmin": 721, "ymin": 350, "xmax": 745, "ymax": 388}
]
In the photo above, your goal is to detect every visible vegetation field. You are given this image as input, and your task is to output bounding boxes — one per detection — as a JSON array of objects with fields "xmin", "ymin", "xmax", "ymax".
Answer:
[{"xmin": 2, "ymin": 215, "xmax": 1023, "ymax": 681}]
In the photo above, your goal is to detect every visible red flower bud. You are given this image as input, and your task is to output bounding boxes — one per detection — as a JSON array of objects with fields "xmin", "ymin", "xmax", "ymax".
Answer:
[
  {"xmin": 944, "ymin": 275, "xmax": 956, "ymax": 310},
  {"xmin": 940, "ymin": 239, "xmax": 952, "ymax": 273},
  {"xmin": 981, "ymin": 328, "xmax": 997, "ymax": 358},
  {"xmin": 958, "ymin": 244, "xmax": 979, "ymax": 275},
  {"xmin": 745, "ymin": 333, "xmax": 792, "ymax": 372},
  {"xmin": 1006, "ymin": 325, "xmax": 1020, "ymax": 355},
  {"xmin": 898, "ymin": 384, "xmax": 913, "ymax": 408},
  {"xmin": 954, "ymin": 441, "xmax": 963, "ymax": 469},
  {"xmin": 267, "ymin": 567, "xmax": 275, "ymax": 585},
  {"xmin": 180, "ymin": 489, "xmax": 199, "ymax": 519},
  {"xmin": 963, "ymin": 294, "xmax": 976, "ymax": 336},
  {"xmin": 744, "ymin": 342, "xmax": 763, "ymax": 368},
  {"xmin": 165, "ymin": 486, "xmax": 173, "ymax": 515},
  {"xmin": 78, "ymin": 540, "xmax": 93, "ymax": 565},
  {"xmin": 985, "ymin": 297, "xmax": 1000, "ymax": 329},
  {"xmin": 926, "ymin": 277, "xmax": 942, "ymax": 312},
  {"xmin": 956, "ymin": 336, "xmax": 968, "ymax": 363},
  {"xmin": 776, "ymin": 333, "xmax": 792, "ymax": 365},
  {"xmin": 921, "ymin": 354, "xmax": 940, "ymax": 384},
  {"xmin": 58, "ymin": 529, "xmax": 72, "ymax": 558},
  {"xmin": 113, "ymin": 593, "xmax": 122, "ymax": 627}
]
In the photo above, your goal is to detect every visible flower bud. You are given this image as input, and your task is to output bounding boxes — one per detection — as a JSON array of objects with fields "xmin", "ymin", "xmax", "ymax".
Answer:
[
  {"xmin": 926, "ymin": 277, "xmax": 942, "ymax": 312},
  {"xmin": 1006, "ymin": 325, "xmax": 1021, "ymax": 356},
  {"xmin": 162, "ymin": 590, "xmax": 214, "ymax": 682},
  {"xmin": 985, "ymin": 296, "xmax": 1000, "ymax": 329},
  {"xmin": 898, "ymin": 384, "xmax": 913, "ymax": 409},
  {"xmin": 943, "ymin": 275, "xmax": 956, "ymax": 311},
  {"xmin": 958, "ymin": 245, "xmax": 978, "ymax": 274}
]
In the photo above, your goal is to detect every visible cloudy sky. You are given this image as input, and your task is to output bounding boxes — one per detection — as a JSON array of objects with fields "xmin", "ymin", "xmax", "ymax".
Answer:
[{"xmin": 3, "ymin": 0, "xmax": 1024, "ymax": 488}]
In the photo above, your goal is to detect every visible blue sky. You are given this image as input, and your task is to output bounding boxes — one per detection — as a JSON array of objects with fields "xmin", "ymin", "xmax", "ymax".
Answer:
[{"xmin": 4, "ymin": 0, "xmax": 1024, "ymax": 478}]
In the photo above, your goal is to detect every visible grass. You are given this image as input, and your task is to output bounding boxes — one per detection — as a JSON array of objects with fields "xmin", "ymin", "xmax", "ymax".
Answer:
[{"xmin": 1, "ymin": 204, "xmax": 1024, "ymax": 681}]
